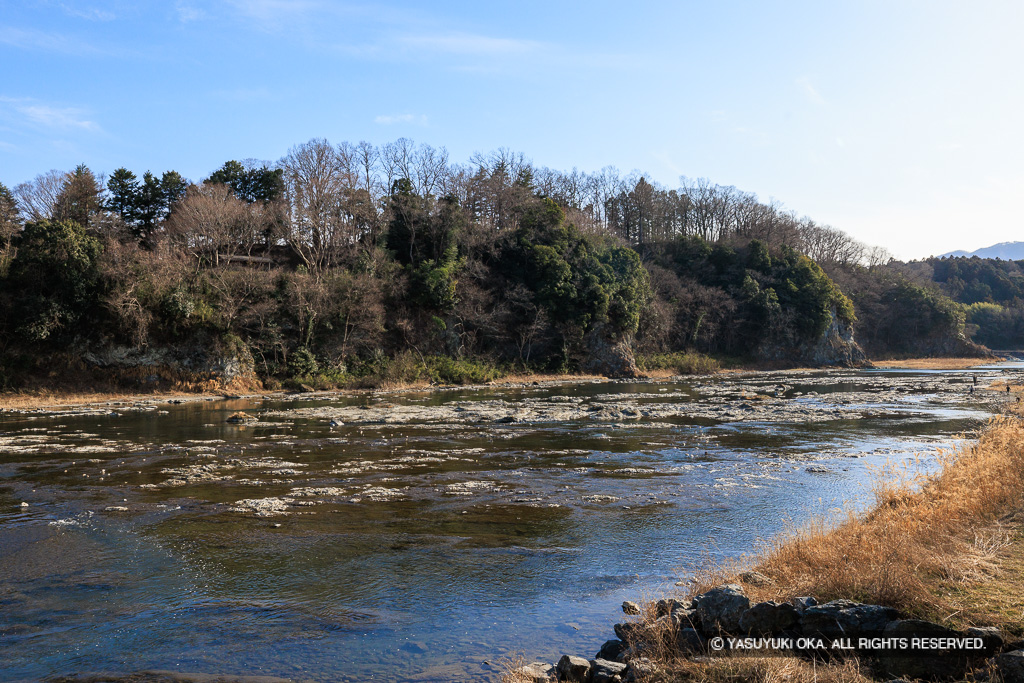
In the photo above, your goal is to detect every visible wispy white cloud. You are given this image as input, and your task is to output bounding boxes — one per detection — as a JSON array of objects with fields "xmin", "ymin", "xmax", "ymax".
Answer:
[
  {"xmin": 0, "ymin": 25, "xmax": 110, "ymax": 56},
  {"xmin": 374, "ymin": 113, "xmax": 428, "ymax": 126},
  {"xmin": 222, "ymin": 0, "xmax": 324, "ymax": 28},
  {"xmin": 212, "ymin": 87, "xmax": 273, "ymax": 101},
  {"xmin": 214, "ymin": 2, "xmax": 597, "ymax": 75},
  {"xmin": 398, "ymin": 32, "xmax": 541, "ymax": 56},
  {"xmin": 0, "ymin": 97, "xmax": 101, "ymax": 133},
  {"xmin": 20, "ymin": 104, "xmax": 100, "ymax": 132},
  {"xmin": 797, "ymin": 76, "xmax": 826, "ymax": 105},
  {"xmin": 175, "ymin": 2, "xmax": 205, "ymax": 22},
  {"xmin": 60, "ymin": 4, "xmax": 116, "ymax": 21}
]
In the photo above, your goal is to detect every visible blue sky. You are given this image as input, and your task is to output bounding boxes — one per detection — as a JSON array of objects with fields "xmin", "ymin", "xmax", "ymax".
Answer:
[{"xmin": 1, "ymin": 0, "xmax": 1022, "ymax": 260}]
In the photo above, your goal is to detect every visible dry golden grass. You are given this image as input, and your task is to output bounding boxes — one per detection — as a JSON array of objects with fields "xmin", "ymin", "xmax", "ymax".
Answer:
[
  {"xmin": 499, "ymin": 654, "xmax": 535, "ymax": 683},
  {"xmin": 0, "ymin": 359, "xmax": 268, "ymax": 411},
  {"xmin": 618, "ymin": 410, "xmax": 1024, "ymax": 682},
  {"xmin": 0, "ymin": 384, "xmax": 275, "ymax": 411},
  {"xmin": 490, "ymin": 372, "xmax": 606, "ymax": 385},
  {"xmin": 871, "ymin": 357, "xmax": 993, "ymax": 370},
  {"xmin": 985, "ymin": 380, "xmax": 1024, "ymax": 395},
  {"xmin": 685, "ymin": 412, "xmax": 1024, "ymax": 631},
  {"xmin": 651, "ymin": 656, "xmax": 872, "ymax": 683},
  {"xmin": 638, "ymin": 369, "xmax": 681, "ymax": 379},
  {"xmin": 940, "ymin": 511, "xmax": 1024, "ymax": 633},
  {"xmin": 0, "ymin": 389, "xmax": 215, "ymax": 411}
]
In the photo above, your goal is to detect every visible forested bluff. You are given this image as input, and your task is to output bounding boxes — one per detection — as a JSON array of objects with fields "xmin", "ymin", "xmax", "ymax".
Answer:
[{"xmin": 0, "ymin": 138, "xmax": 1015, "ymax": 392}]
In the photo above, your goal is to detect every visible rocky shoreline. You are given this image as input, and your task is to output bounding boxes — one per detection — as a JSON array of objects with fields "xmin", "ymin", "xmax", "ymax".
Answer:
[{"xmin": 515, "ymin": 582, "xmax": 1024, "ymax": 682}]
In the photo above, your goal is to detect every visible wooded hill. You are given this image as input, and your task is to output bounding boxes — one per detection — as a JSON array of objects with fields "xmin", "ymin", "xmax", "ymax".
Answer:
[{"xmin": 0, "ymin": 138, "xmax": 994, "ymax": 390}]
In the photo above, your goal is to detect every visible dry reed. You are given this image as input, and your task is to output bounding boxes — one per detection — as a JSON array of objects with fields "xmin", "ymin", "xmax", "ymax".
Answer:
[{"xmin": 687, "ymin": 414, "xmax": 1024, "ymax": 625}]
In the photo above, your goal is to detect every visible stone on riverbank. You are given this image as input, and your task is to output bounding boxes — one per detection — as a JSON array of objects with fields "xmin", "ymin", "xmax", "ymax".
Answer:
[
  {"xmin": 596, "ymin": 639, "xmax": 628, "ymax": 662},
  {"xmin": 580, "ymin": 324, "xmax": 640, "ymax": 379},
  {"xmin": 512, "ymin": 661, "xmax": 556, "ymax": 682},
  {"xmin": 876, "ymin": 619, "xmax": 971, "ymax": 679},
  {"xmin": 882, "ymin": 618, "xmax": 960, "ymax": 639},
  {"xmin": 546, "ymin": 585, "xmax": 1019, "ymax": 683},
  {"xmin": 556, "ymin": 654, "xmax": 592, "ymax": 682},
  {"xmin": 621, "ymin": 601, "xmax": 640, "ymax": 615},
  {"xmin": 694, "ymin": 584, "xmax": 750, "ymax": 635},
  {"xmin": 967, "ymin": 625, "xmax": 1004, "ymax": 650},
  {"xmin": 675, "ymin": 627, "xmax": 705, "ymax": 653},
  {"xmin": 654, "ymin": 598, "xmax": 688, "ymax": 617},
  {"xmin": 590, "ymin": 658, "xmax": 627, "ymax": 683},
  {"xmin": 738, "ymin": 600, "xmax": 798, "ymax": 636},
  {"xmin": 790, "ymin": 596, "xmax": 817, "ymax": 612},
  {"xmin": 799, "ymin": 599, "xmax": 901, "ymax": 640},
  {"xmin": 669, "ymin": 607, "xmax": 700, "ymax": 630},
  {"xmin": 738, "ymin": 570, "xmax": 773, "ymax": 586},
  {"xmin": 996, "ymin": 650, "xmax": 1024, "ymax": 683},
  {"xmin": 614, "ymin": 622, "xmax": 641, "ymax": 643}
]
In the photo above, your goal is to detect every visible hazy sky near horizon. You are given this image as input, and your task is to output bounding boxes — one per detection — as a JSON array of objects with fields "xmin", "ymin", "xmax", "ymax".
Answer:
[{"xmin": 1, "ymin": 0, "xmax": 1021, "ymax": 260}]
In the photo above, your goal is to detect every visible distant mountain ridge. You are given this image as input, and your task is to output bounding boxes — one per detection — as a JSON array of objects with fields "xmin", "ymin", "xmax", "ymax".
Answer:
[{"xmin": 940, "ymin": 241, "xmax": 1024, "ymax": 260}]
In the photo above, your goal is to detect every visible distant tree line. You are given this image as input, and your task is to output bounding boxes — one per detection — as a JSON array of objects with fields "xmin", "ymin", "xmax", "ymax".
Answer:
[{"xmin": 867, "ymin": 256, "xmax": 1024, "ymax": 350}]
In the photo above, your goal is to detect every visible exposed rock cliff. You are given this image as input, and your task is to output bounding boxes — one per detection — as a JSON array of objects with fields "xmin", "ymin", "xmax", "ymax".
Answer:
[
  {"xmin": 82, "ymin": 335, "xmax": 261, "ymax": 392},
  {"xmin": 580, "ymin": 324, "xmax": 640, "ymax": 378},
  {"xmin": 759, "ymin": 307, "xmax": 869, "ymax": 367}
]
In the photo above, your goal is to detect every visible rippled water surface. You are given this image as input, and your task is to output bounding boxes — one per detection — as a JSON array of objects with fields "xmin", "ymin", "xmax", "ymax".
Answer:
[{"xmin": 0, "ymin": 366, "xmax": 1012, "ymax": 681}]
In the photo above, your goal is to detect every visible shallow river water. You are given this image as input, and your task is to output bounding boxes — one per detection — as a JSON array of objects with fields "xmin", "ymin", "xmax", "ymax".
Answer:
[{"xmin": 0, "ymin": 365, "xmax": 1015, "ymax": 681}]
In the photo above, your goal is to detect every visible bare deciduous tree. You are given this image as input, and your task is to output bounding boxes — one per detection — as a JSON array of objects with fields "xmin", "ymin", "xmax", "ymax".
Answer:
[
  {"xmin": 166, "ymin": 183, "xmax": 267, "ymax": 265},
  {"xmin": 14, "ymin": 169, "xmax": 66, "ymax": 222},
  {"xmin": 279, "ymin": 138, "xmax": 360, "ymax": 271}
]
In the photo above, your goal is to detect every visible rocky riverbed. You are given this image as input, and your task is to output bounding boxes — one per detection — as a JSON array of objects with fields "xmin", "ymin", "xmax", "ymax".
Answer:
[{"xmin": 0, "ymin": 364, "xmax": 1012, "ymax": 681}]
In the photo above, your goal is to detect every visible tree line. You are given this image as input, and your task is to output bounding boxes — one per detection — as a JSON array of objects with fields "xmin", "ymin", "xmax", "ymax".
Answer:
[
  {"xmin": 0, "ymin": 138, "xmax": 993, "ymax": 389},
  {"xmin": 6, "ymin": 138, "xmax": 891, "ymax": 267}
]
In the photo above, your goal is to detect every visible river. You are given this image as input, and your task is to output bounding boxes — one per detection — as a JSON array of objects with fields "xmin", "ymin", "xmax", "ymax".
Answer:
[{"xmin": 0, "ymin": 364, "xmax": 1013, "ymax": 681}]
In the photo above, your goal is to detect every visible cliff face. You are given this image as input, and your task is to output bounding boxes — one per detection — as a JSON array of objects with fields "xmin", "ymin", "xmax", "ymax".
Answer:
[
  {"xmin": 891, "ymin": 331, "xmax": 988, "ymax": 358},
  {"xmin": 82, "ymin": 336, "xmax": 262, "ymax": 392},
  {"xmin": 758, "ymin": 307, "xmax": 869, "ymax": 367},
  {"xmin": 580, "ymin": 324, "xmax": 641, "ymax": 378},
  {"xmin": 806, "ymin": 309, "xmax": 870, "ymax": 366}
]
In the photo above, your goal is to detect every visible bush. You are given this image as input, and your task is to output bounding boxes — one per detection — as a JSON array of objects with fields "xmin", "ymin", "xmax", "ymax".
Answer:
[
  {"xmin": 7, "ymin": 219, "xmax": 102, "ymax": 342},
  {"xmin": 636, "ymin": 352, "xmax": 719, "ymax": 374},
  {"xmin": 288, "ymin": 347, "xmax": 319, "ymax": 376},
  {"xmin": 425, "ymin": 355, "xmax": 502, "ymax": 385}
]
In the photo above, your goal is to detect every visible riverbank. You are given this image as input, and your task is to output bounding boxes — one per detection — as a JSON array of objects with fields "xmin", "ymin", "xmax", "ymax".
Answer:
[
  {"xmin": 870, "ymin": 356, "xmax": 997, "ymax": 370},
  {"xmin": 0, "ymin": 373, "xmax": 611, "ymax": 412},
  {"xmin": 0, "ymin": 355, "xmax": 1000, "ymax": 413},
  {"xmin": 513, "ymin": 399, "xmax": 1024, "ymax": 682}
]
